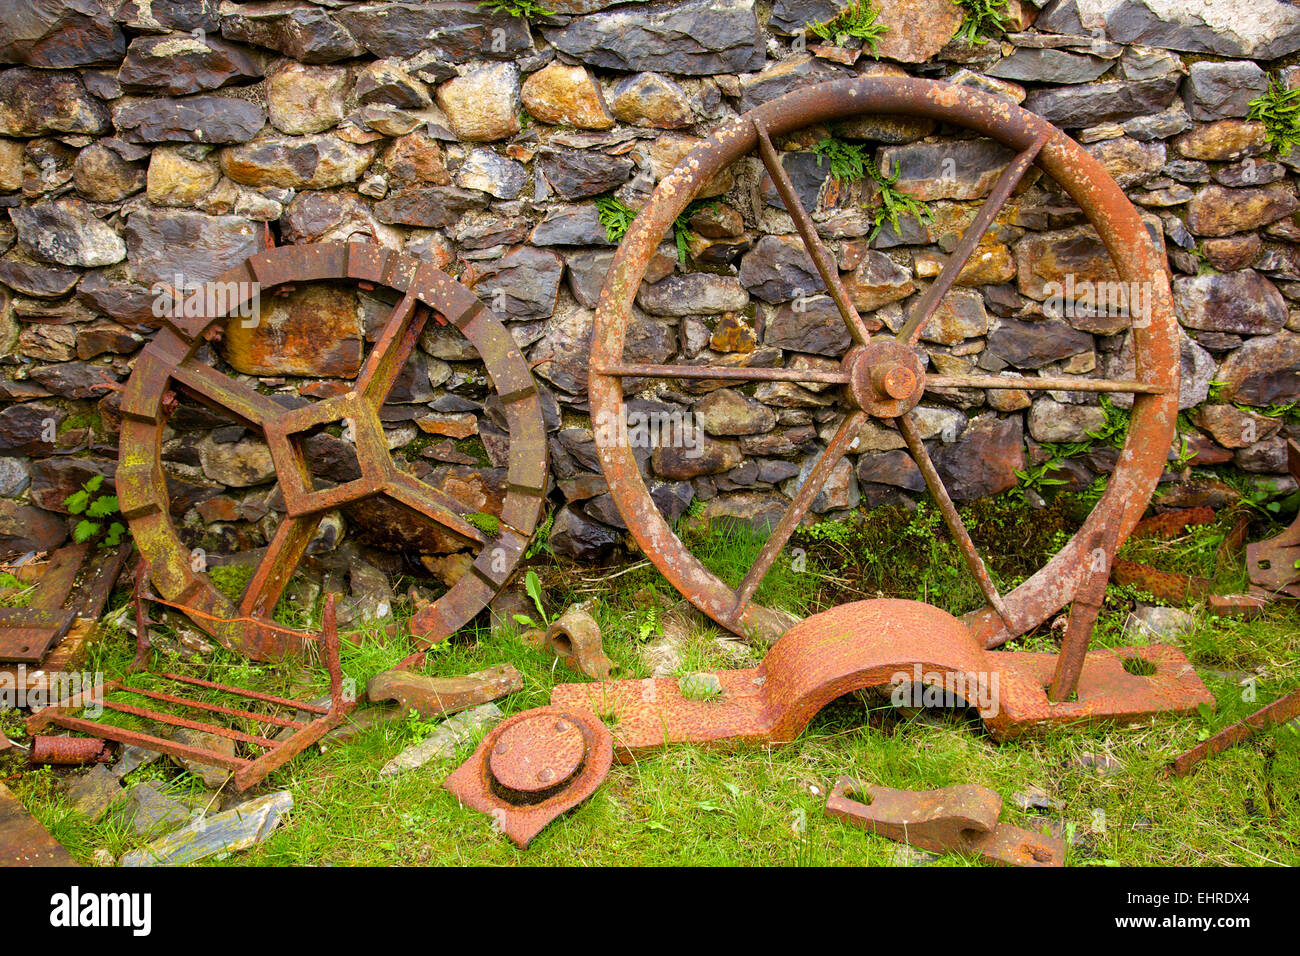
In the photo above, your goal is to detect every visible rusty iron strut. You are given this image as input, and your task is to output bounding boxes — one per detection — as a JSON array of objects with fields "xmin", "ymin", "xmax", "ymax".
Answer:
[{"xmin": 116, "ymin": 243, "xmax": 548, "ymax": 661}]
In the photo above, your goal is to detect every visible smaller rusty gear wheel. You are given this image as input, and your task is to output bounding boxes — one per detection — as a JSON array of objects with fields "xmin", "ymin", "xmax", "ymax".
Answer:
[{"xmin": 117, "ymin": 243, "xmax": 547, "ymax": 660}]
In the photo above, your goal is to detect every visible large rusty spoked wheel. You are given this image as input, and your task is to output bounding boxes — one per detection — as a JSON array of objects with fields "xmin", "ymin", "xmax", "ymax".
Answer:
[
  {"xmin": 118, "ymin": 243, "xmax": 547, "ymax": 661},
  {"xmin": 589, "ymin": 77, "xmax": 1179, "ymax": 651}
]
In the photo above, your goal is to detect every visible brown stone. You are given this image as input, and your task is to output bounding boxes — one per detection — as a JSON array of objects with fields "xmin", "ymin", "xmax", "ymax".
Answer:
[
  {"xmin": 219, "ymin": 134, "xmax": 377, "ymax": 189},
  {"xmin": 415, "ymin": 413, "xmax": 478, "ymax": 439},
  {"xmin": 845, "ymin": 250, "xmax": 915, "ymax": 311},
  {"xmin": 1186, "ymin": 183, "xmax": 1298, "ymax": 237},
  {"xmin": 146, "ymin": 147, "xmax": 220, "ymax": 207},
  {"xmin": 222, "ymin": 284, "xmax": 364, "ymax": 378},
  {"xmin": 521, "ymin": 63, "xmax": 613, "ymax": 130},
  {"xmin": 1015, "ymin": 225, "xmax": 1120, "ymax": 301},
  {"xmin": 267, "ymin": 62, "xmax": 349, "ymax": 135},
  {"xmin": 873, "ymin": 0, "xmax": 963, "ymax": 64},
  {"xmin": 609, "ymin": 71, "xmax": 693, "ymax": 128},
  {"xmin": 1213, "ymin": 330, "xmax": 1300, "ymax": 405},
  {"xmin": 435, "ymin": 63, "xmax": 520, "ymax": 143},
  {"xmin": 1173, "ymin": 120, "xmax": 1267, "ymax": 161},
  {"xmin": 0, "ymin": 500, "xmax": 67, "ymax": 559},
  {"xmin": 72, "ymin": 142, "xmax": 145, "ymax": 202},
  {"xmin": 382, "ymin": 130, "xmax": 451, "ymax": 186}
]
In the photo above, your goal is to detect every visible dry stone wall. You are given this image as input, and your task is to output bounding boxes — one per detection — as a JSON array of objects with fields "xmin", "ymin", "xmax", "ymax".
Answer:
[{"xmin": 2, "ymin": 0, "xmax": 1299, "ymax": 569}]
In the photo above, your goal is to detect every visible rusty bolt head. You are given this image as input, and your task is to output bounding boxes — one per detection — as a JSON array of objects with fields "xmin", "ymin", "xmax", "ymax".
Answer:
[{"xmin": 873, "ymin": 364, "xmax": 916, "ymax": 400}]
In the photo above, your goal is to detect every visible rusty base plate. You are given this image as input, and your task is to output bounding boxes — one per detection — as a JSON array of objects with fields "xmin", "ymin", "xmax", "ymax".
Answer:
[
  {"xmin": 551, "ymin": 600, "xmax": 1213, "ymax": 757},
  {"xmin": 0, "ymin": 782, "xmax": 75, "ymax": 867},
  {"xmin": 826, "ymin": 778, "xmax": 1065, "ymax": 867},
  {"xmin": 444, "ymin": 706, "xmax": 613, "ymax": 848}
]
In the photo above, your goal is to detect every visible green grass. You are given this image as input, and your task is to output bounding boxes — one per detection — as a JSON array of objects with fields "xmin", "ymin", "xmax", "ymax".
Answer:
[{"xmin": 5, "ymin": 495, "xmax": 1297, "ymax": 866}]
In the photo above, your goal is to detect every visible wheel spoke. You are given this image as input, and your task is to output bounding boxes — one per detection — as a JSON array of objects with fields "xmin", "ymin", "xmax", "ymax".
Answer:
[
  {"xmin": 895, "ymin": 134, "xmax": 1047, "ymax": 347},
  {"xmin": 754, "ymin": 119, "xmax": 874, "ymax": 347},
  {"xmin": 239, "ymin": 513, "xmax": 322, "ymax": 621},
  {"xmin": 897, "ymin": 413, "xmax": 1014, "ymax": 629},
  {"xmin": 925, "ymin": 373, "xmax": 1167, "ymax": 395},
  {"xmin": 357, "ymin": 288, "xmax": 428, "ymax": 409},
  {"xmin": 385, "ymin": 470, "xmax": 488, "ymax": 547},
  {"xmin": 170, "ymin": 360, "xmax": 284, "ymax": 428},
  {"xmin": 594, "ymin": 361, "xmax": 848, "ymax": 387},
  {"xmin": 732, "ymin": 409, "xmax": 866, "ymax": 614}
]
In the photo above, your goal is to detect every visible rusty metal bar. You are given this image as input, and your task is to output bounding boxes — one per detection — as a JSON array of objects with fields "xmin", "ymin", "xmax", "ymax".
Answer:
[
  {"xmin": 896, "ymin": 134, "xmax": 1046, "ymax": 347},
  {"xmin": 1168, "ymin": 688, "xmax": 1300, "ymax": 776},
  {"xmin": 898, "ymin": 413, "xmax": 1013, "ymax": 629},
  {"xmin": 754, "ymin": 118, "xmax": 872, "ymax": 346},
  {"xmin": 925, "ymin": 374, "xmax": 1166, "ymax": 394},
  {"xmin": 1048, "ymin": 519, "xmax": 1122, "ymax": 702},
  {"xmin": 98, "ymin": 698, "xmax": 279, "ymax": 748},
  {"xmin": 732, "ymin": 410, "xmax": 866, "ymax": 615},
  {"xmin": 593, "ymin": 361, "xmax": 850, "ymax": 385},
  {"xmin": 117, "ymin": 685, "xmax": 309, "ymax": 730},
  {"xmin": 154, "ymin": 672, "xmax": 331, "ymax": 714}
]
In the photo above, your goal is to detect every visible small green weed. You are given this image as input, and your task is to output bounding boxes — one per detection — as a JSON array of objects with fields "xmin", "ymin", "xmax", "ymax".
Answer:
[
  {"xmin": 805, "ymin": 0, "xmax": 887, "ymax": 52},
  {"xmin": 63, "ymin": 473, "xmax": 127, "ymax": 547},
  {"xmin": 1248, "ymin": 74, "xmax": 1300, "ymax": 157}
]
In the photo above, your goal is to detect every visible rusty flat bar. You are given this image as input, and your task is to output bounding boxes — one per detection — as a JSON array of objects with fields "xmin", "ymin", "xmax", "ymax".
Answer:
[{"xmin": 1169, "ymin": 688, "xmax": 1300, "ymax": 776}]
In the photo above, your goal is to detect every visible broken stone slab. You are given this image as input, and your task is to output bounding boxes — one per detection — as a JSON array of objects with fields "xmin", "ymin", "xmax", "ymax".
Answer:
[
  {"xmin": 66, "ymin": 765, "xmax": 124, "ymax": 823},
  {"xmin": 380, "ymin": 703, "xmax": 504, "ymax": 776},
  {"xmin": 366, "ymin": 664, "xmax": 522, "ymax": 718},
  {"xmin": 111, "ymin": 744, "xmax": 163, "ymax": 779},
  {"xmin": 1124, "ymin": 605, "xmax": 1196, "ymax": 644},
  {"xmin": 118, "ymin": 782, "xmax": 204, "ymax": 838},
  {"xmin": 120, "ymin": 791, "xmax": 292, "ymax": 867},
  {"xmin": 167, "ymin": 728, "xmax": 237, "ymax": 788}
]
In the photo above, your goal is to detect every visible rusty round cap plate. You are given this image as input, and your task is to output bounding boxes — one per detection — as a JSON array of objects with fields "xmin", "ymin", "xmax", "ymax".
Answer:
[{"xmin": 489, "ymin": 712, "xmax": 586, "ymax": 798}]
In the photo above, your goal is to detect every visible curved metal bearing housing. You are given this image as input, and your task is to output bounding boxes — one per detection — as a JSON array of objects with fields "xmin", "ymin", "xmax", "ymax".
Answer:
[
  {"xmin": 443, "ymin": 706, "xmax": 614, "ymax": 848},
  {"xmin": 588, "ymin": 77, "xmax": 1179, "ymax": 649},
  {"xmin": 117, "ymin": 243, "xmax": 548, "ymax": 660}
]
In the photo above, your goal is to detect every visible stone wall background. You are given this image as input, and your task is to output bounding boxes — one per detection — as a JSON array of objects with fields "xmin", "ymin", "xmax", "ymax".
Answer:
[{"xmin": 2, "ymin": 0, "xmax": 1300, "ymax": 573}]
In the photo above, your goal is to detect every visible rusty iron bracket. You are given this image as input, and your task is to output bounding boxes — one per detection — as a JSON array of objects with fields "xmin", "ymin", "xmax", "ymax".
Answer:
[
  {"xmin": 117, "ymin": 242, "xmax": 548, "ymax": 661},
  {"xmin": 0, "ymin": 543, "xmax": 128, "ymax": 664},
  {"xmin": 1246, "ymin": 439, "xmax": 1300, "ymax": 600},
  {"xmin": 825, "ymin": 778, "xmax": 1066, "ymax": 866},
  {"xmin": 27, "ymin": 575, "xmax": 356, "ymax": 792},
  {"xmin": 366, "ymin": 663, "xmax": 522, "ymax": 718},
  {"xmin": 545, "ymin": 608, "xmax": 613, "ymax": 679},
  {"xmin": 552, "ymin": 599, "xmax": 1213, "ymax": 758},
  {"xmin": 444, "ymin": 706, "xmax": 613, "ymax": 848},
  {"xmin": 1168, "ymin": 686, "xmax": 1300, "ymax": 777}
]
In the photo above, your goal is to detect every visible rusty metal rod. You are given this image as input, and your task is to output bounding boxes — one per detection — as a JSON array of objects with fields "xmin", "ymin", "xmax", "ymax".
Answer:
[
  {"xmin": 925, "ymin": 374, "xmax": 1166, "ymax": 394},
  {"xmin": 898, "ymin": 413, "xmax": 1013, "ymax": 629},
  {"xmin": 119, "ymin": 685, "xmax": 309, "ymax": 730},
  {"xmin": 732, "ymin": 410, "xmax": 866, "ymax": 615},
  {"xmin": 1169, "ymin": 688, "xmax": 1300, "ymax": 776},
  {"xmin": 154, "ymin": 672, "xmax": 331, "ymax": 713},
  {"xmin": 754, "ymin": 118, "xmax": 873, "ymax": 347},
  {"xmin": 594, "ymin": 362, "xmax": 849, "ymax": 385},
  {"xmin": 98, "ymin": 698, "xmax": 279, "ymax": 747},
  {"xmin": 897, "ymin": 134, "xmax": 1047, "ymax": 347}
]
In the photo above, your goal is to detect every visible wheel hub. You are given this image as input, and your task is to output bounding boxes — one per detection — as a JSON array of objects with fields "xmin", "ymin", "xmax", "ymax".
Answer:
[{"xmin": 844, "ymin": 341, "xmax": 925, "ymax": 418}]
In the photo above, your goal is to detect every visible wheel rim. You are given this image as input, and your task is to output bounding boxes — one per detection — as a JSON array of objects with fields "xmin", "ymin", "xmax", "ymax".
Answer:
[
  {"xmin": 118, "ymin": 243, "xmax": 547, "ymax": 660},
  {"xmin": 588, "ymin": 76, "xmax": 1178, "ymax": 648}
]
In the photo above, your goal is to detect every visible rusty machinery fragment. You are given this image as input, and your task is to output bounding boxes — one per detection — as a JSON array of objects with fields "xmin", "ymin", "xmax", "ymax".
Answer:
[
  {"xmin": 544, "ymin": 608, "xmax": 613, "ymax": 679},
  {"xmin": 27, "ymin": 576, "xmax": 356, "ymax": 792},
  {"xmin": 116, "ymin": 243, "xmax": 548, "ymax": 661},
  {"xmin": 443, "ymin": 706, "xmax": 613, "ymax": 848},
  {"xmin": 0, "ymin": 543, "xmax": 128, "ymax": 666},
  {"xmin": 552, "ymin": 600, "xmax": 1213, "ymax": 758},
  {"xmin": 825, "ymin": 778, "xmax": 1066, "ymax": 867},
  {"xmin": 589, "ymin": 76, "xmax": 1180, "ymax": 668},
  {"xmin": 1168, "ymin": 687, "xmax": 1300, "ymax": 777},
  {"xmin": 366, "ymin": 663, "xmax": 523, "ymax": 718}
]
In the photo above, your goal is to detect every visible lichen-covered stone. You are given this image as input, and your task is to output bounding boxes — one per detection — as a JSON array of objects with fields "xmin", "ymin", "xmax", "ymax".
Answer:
[
  {"xmin": 267, "ymin": 62, "xmax": 349, "ymax": 135},
  {"xmin": 522, "ymin": 62, "xmax": 613, "ymax": 130},
  {"xmin": 435, "ymin": 63, "xmax": 520, "ymax": 143}
]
